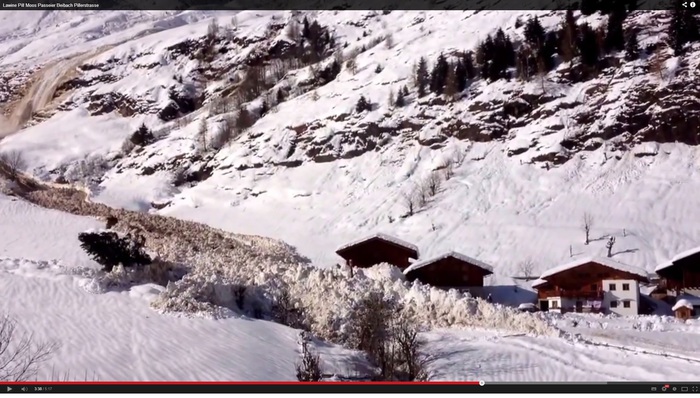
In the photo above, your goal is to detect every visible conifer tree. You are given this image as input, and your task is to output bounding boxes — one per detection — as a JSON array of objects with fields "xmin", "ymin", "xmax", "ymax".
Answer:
[
  {"xmin": 415, "ymin": 57, "xmax": 430, "ymax": 97},
  {"xmin": 624, "ymin": 29, "xmax": 640, "ymax": 61},
  {"xmin": 603, "ymin": 6, "xmax": 627, "ymax": 53},
  {"xmin": 395, "ymin": 89, "xmax": 406, "ymax": 107},
  {"xmin": 559, "ymin": 9, "xmax": 579, "ymax": 63},
  {"xmin": 429, "ymin": 54, "xmax": 449, "ymax": 94},
  {"xmin": 669, "ymin": 2, "xmax": 700, "ymax": 55},
  {"xmin": 578, "ymin": 23, "xmax": 601, "ymax": 67},
  {"xmin": 524, "ymin": 17, "xmax": 546, "ymax": 49}
]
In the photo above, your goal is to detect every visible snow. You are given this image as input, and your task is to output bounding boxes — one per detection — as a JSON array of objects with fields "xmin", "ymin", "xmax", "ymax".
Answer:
[
  {"xmin": 403, "ymin": 251, "xmax": 494, "ymax": 275},
  {"xmin": 531, "ymin": 278, "xmax": 547, "ymax": 288},
  {"xmin": 672, "ymin": 299, "xmax": 694, "ymax": 311},
  {"xmin": 538, "ymin": 256, "xmax": 650, "ymax": 281},
  {"xmin": 336, "ymin": 232, "xmax": 419, "ymax": 256},
  {"xmin": 654, "ymin": 260, "xmax": 674, "ymax": 273},
  {"xmin": 0, "ymin": 193, "xmax": 363, "ymax": 381},
  {"xmin": 3, "ymin": 9, "xmax": 700, "ymax": 382},
  {"xmin": 671, "ymin": 246, "xmax": 700, "ymax": 263}
]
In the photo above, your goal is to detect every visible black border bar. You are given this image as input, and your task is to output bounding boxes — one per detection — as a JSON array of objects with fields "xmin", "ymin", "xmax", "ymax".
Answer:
[
  {"xmin": 0, "ymin": 0, "xmax": 680, "ymax": 11},
  {"xmin": 2, "ymin": 382, "xmax": 699, "ymax": 394}
]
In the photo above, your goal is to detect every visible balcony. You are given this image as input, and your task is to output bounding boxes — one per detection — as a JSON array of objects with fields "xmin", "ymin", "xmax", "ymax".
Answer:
[{"xmin": 538, "ymin": 288, "xmax": 604, "ymax": 300}]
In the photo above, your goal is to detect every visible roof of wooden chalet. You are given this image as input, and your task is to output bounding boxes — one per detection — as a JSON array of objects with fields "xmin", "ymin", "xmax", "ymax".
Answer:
[
  {"xmin": 537, "ymin": 256, "xmax": 650, "ymax": 282},
  {"xmin": 655, "ymin": 246, "xmax": 700, "ymax": 274},
  {"xmin": 335, "ymin": 233, "xmax": 419, "ymax": 258},
  {"xmin": 403, "ymin": 251, "xmax": 494, "ymax": 275}
]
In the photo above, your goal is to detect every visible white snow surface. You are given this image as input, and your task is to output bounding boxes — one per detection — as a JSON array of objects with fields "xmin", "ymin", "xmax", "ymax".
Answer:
[
  {"xmin": 538, "ymin": 256, "xmax": 650, "ymax": 280},
  {"xmin": 404, "ymin": 251, "xmax": 494, "ymax": 274}
]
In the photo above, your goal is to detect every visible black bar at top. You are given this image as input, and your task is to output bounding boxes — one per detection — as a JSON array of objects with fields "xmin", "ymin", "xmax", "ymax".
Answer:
[
  {"xmin": 2, "ymin": 382, "xmax": 699, "ymax": 394},
  {"xmin": 0, "ymin": 0, "xmax": 681, "ymax": 11}
]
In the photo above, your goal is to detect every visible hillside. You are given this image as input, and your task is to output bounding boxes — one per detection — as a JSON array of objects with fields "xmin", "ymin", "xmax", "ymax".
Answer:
[
  {"xmin": 2, "ymin": 8, "xmax": 700, "ymax": 382},
  {"xmin": 3, "ymin": 9, "xmax": 699, "ymax": 284}
]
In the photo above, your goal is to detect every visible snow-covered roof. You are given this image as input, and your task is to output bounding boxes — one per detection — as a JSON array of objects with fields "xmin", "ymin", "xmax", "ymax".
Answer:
[
  {"xmin": 672, "ymin": 246, "xmax": 700, "ymax": 263},
  {"xmin": 403, "ymin": 251, "xmax": 493, "ymax": 275},
  {"xmin": 672, "ymin": 299, "xmax": 695, "ymax": 311},
  {"xmin": 654, "ymin": 260, "xmax": 675, "ymax": 273},
  {"xmin": 538, "ymin": 256, "xmax": 649, "ymax": 281},
  {"xmin": 518, "ymin": 303, "xmax": 538, "ymax": 309},
  {"xmin": 531, "ymin": 278, "xmax": 548, "ymax": 288},
  {"xmin": 336, "ymin": 233, "xmax": 419, "ymax": 255}
]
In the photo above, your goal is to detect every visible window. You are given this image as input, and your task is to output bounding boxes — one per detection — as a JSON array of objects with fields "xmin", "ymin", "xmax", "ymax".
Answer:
[
  {"xmin": 610, "ymin": 300, "xmax": 618, "ymax": 308},
  {"xmin": 622, "ymin": 283, "xmax": 630, "ymax": 291},
  {"xmin": 623, "ymin": 301, "xmax": 631, "ymax": 308},
  {"xmin": 609, "ymin": 283, "xmax": 616, "ymax": 291},
  {"xmin": 552, "ymin": 301, "xmax": 559, "ymax": 309}
]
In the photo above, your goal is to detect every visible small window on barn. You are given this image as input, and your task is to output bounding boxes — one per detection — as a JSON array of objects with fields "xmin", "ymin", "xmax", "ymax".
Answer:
[
  {"xmin": 623, "ymin": 301, "xmax": 631, "ymax": 308},
  {"xmin": 552, "ymin": 301, "xmax": 559, "ymax": 308},
  {"xmin": 622, "ymin": 283, "xmax": 630, "ymax": 291},
  {"xmin": 609, "ymin": 283, "xmax": 616, "ymax": 291}
]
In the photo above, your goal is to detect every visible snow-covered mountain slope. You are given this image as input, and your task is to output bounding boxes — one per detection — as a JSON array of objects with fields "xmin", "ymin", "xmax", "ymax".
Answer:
[{"xmin": 1, "ymin": 9, "xmax": 700, "ymax": 287}]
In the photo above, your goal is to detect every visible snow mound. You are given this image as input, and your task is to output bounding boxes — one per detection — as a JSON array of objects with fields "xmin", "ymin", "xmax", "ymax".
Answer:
[{"xmin": 357, "ymin": 263, "xmax": 406, "ymax": 283}]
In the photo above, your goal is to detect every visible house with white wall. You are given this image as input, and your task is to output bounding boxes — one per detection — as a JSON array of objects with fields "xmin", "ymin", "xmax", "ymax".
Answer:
[{"xmin": 532, "ymin": 257, "xmax": 649, "ymax": 316}]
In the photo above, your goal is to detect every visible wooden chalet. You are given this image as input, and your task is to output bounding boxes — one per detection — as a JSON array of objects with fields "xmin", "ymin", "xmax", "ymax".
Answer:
[
  {"xmin": 655, "ymin": 247, "xmax": 700, "ymax": 294},
  {"xmin": 533, "ymin": 257, "xmax": 650, "ymax": 315},
  {"xmin": 335, "ymin": 233, "xmax": 419, "ymax": 270},
  {"xmin": 403, "ymin": 251, "xmax": 493, "ymax": 291}
]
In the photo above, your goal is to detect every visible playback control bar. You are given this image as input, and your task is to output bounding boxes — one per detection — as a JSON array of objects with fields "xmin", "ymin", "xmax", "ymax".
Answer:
[{"xmin": 2, "ymin": 382, "xmax": 700, "ymax": 394}]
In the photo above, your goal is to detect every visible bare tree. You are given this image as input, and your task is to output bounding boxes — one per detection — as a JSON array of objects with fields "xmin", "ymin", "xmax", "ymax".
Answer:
[
  {"xmin": 197, "ymin": 118, "xmax": 208, "ymax": 152},
  {"xmin": 606, "ymin": 236, "xmax": 616, "ymax": 257},
  {"xmin": 385, "ymin": 32, "xmax": 394, "ymax": 49},
  {"xmin": 583, "ymin": 212, "xmax": 594, "ymax": 245},
  {"xmin": 518, "ymin": 259, "xmax": 535, "ymax": 280},
  {"xmin": 345, "ymin": 59, "xmax": 357, "ymax": 75},
  {"xmin": 295, "ymin": 332, "xmax": 322, "ymax": 381},
  {"xmin": 440, "ymin": 157, "xmax": 455, "ymax": 180},
  {"xmin": 649, "ymin": 45, "xmax": 665, "ymax": 81},
  {"xmin": 537, "ymin": 56, "xmax": 547, "ymax": 95},
  {"xmin": 453, "ymin": 149, "xmax": 467, "ymax": 166},
  {"xmin": 206, "ymin": 18, "xmax": 220, "ymax": 43},
  {"xmin": 0, "ymin": 315, "xmax": 59, "ymax": 381},
  {"xmin": 426, "ymin": 172, "xmax": 442, "ymax": 197},
  {"xmin": 0, "ymin": 150, "xmax": 26, "ymax": 181},
  {"xmin": 392, "ymin": 314, "xmax": 429, "ymax": 381},
  {"xmin": 402, "ymin": 188, "xmax": 419, "ymax": 216}
]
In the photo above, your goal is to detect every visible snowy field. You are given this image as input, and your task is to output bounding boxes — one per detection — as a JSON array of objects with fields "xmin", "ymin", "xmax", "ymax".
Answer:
[{"xmin": 2, "ymin": 193, "xmax": 700, "ymax": 381}]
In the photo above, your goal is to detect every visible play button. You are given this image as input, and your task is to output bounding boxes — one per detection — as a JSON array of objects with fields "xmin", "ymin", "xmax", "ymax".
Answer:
[{"xmin": 6, "ymin": 387, "xmax": 12, "ymax": 392}]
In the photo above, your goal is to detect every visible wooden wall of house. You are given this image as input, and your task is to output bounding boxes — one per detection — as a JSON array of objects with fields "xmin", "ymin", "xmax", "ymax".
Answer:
[
  {"xmin": 405, "ymin": 257, "xmax": 489, "ymax": 288},
  {"xmin": 544, "ymin": 262, "xmax": 644, "ymax": 290},
  {"xmin": 340, "ymin": 241, "xmax": 415, "ymax": 269}
]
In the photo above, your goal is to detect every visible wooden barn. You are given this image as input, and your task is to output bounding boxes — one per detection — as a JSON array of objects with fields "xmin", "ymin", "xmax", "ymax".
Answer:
[
  {"xmin": 335, "ymin": 233, "xmax": 419, "ymax": 270},
  {"xmin": 655, "ymin": 247, "xmax": 700, "ymax": 294},
  {"xmin": 533, "ymin": 257, "xmax": 649, "ymax": 316},
  {"xmin": 402, "ymin": 251, "xmax": 493, "ymax": 291}
]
